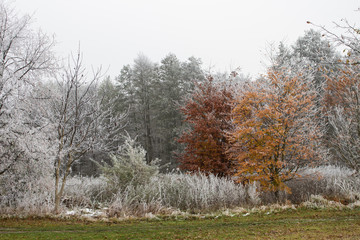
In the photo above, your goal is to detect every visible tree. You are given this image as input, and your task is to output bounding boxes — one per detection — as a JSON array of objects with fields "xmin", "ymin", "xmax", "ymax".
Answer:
[
  {"xmin": 310, "ymin": 13, "xmax": 360, "ymax": 170},
  {"xmin": 228, "ymin": 70, "xmax": 318, "ymax": 197},
  {"xmin": 0, "ymin": 1, "xmax": 55, "ymax": 176},
  {"xmin": 100, "ymin": 134, "xmax": 159, "ymax": 192},
  {"xmin": 115, "ymin": 54, "xmax": 158, "ymax": 163},
  {"xmin": 180, "ymin": 56, "xmax": 205, "ymax": 95},
  {"xmin": 0, "ymin": 89, "xmax": 56, "ymax": 210},
  {"xmin": 292, "ymin": 29, "xmax": 339, "ymax": 104},
  {"xmin": 115, "ymin": 54, "xmax": 204, "ymax": 167},
  {"xmin": 154, "ymin": 54, "xmax": 183, "ymax": 165},
  {"xmin": 268, "ymin": 31, "xmax": 340, "ymax": 152},
  {"xmin": 155, "ymin": 54, "xmax": 205, "ymax": 167},
  {"xmin": 309, "ymin": 18, "xmax": 360, "ymax": 60},
  {"xmin": 324, "ymin": 64, "xmax": 360, "ymax": 172},
  {"xmin": 0, "ymin": 1, "xmax": 55, "ymax": 124},
  {"xmin": 178, "ymin": 76, "xmax": 234, "ymax": 177},
  {"xmin": 50, "ymin": 51, "xmax": 126, "ymax": 213},
  {"xmin": 270, "ymin": 30, "xmax": 338, "ymax": 102}
]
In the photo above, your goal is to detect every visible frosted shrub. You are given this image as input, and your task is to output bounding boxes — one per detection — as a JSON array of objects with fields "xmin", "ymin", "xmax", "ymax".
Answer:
[
  {"xmin": 286, "ymin": 165, "xmax": 360, "ymax": 204},
  {"xmin": 63, "ymin": 176, "xmax": 108, "ymax": 208},
  {"xmin": 100, "ymin": 136, "xmax": 160, "ymax": 193},
  {"xmin": 300, "ymin": 165, "xmax": 354, "ymax": 179},
  {"xmin": 14, "ymin": 176, "xmax": 54, "ymax": 215},
  {"xmin": 0, "ymin": 154, "xmax": 54, "ymax": 215}
]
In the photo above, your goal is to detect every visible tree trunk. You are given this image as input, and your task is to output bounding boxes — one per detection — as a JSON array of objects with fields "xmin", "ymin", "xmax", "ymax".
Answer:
[
  {"xmin": 144, "ymin": 102, "xmax": 153, "ymax": 163},
  {"xmin": 54, "ymin": 155, "xmax": 61, "ymax": 214},
  {"xmin": 54, "ymin": 155, "xmax": 72, "ymax": 214},
  {"xmin": 274, "ymin": 190, "xmax": 280, "ymax": 203},
  {"xmin": 54, "ymin": 190, "xmax": 61, "ymax": 214}
]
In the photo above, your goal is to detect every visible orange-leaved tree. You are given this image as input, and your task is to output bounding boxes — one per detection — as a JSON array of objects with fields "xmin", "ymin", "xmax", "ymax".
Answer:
[
  {"xmin": 178, "ymin": 76, "xmax": 234, "ymax": 177},
  {"xmin": 228, "ymin": 70, "xmax": 319, "ymax": 197}
]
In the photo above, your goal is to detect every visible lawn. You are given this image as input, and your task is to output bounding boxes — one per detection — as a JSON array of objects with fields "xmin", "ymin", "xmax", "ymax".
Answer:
[{"xmin": 1, "ymin": 208, "xmax": 360, "ymax": 239}]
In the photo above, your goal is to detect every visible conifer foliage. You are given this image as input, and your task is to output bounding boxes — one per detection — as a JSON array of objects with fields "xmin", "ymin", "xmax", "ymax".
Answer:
[
  {"xmin": 228, "ymin": 70, "xmax": 318, "ymax": 195},
  {"xmin": 178, "ymin": 76, "xmax": 234, "ymax": 177}
]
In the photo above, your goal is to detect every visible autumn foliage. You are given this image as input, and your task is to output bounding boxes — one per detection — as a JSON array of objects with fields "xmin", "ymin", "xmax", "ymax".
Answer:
[
  {"xmin": 325, "ymin": 66, "xmax": 360, "ymax": 110},
  {"xmin": 178, "ymin": 76, "xmax": 234, "ymax": 177},
  {"xmin": 228, "ymin": 70, "xmax": 318, "ymax": 194}
]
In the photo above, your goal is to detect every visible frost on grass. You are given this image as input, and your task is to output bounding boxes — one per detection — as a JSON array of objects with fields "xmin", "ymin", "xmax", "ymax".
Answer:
[
  {"xmin": 300, "ymin": 195, "xmax": 343, "ymax": 209},
  {"xmin": 106, "ymin": 171, "xmax": 258, "ymax": 217}
]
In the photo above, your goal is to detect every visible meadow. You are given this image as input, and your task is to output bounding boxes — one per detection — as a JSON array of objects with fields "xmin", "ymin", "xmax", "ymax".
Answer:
[{"xmin": 2, "ymin": 208, "xmax": 360, "ymax": 239}]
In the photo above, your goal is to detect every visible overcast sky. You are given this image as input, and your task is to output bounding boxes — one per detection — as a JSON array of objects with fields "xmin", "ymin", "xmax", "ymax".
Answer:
[{"xmin": 13, "ymin": 0, "xmax": 360, "ymax": 79}]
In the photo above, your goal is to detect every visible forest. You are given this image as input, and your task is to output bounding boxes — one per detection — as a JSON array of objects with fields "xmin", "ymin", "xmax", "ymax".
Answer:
[{"xmin": 1, "ymin": 1, "xmax": 360, "ymax": 218}]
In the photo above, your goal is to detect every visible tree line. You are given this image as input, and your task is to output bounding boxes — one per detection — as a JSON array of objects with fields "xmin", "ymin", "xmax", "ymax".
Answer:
[
  {"xmin": 1, "ymin": 0, "xmax": 359, "ymax": 211},
  {"xmin": 178, "ymin": 27, "xmax": 360, "ymax": 199}
]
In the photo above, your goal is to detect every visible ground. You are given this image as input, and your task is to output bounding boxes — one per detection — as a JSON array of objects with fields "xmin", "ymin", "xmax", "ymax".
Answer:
[{"xmin": 1, "ymin": 208, "xmax": 360, "ymax": 239}]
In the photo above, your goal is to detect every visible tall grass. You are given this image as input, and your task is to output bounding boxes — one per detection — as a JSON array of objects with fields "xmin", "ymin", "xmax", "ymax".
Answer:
[
  {"xmin": 107, "ymin": 171, "xmax": 259, "ymax": 217},
  {"xmin": 3, "ymin": 164, "xmax": 360, "ymax": 217},
  {"xmin": 285, "ymin": 165, "xmax": 359, "ymax": 204}
]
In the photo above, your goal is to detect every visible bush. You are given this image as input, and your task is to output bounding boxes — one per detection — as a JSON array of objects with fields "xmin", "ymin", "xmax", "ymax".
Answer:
[
  {"xmin": 100, "ymin": 135, "xmax": 160, "ymax": 193},
  {"xmin": 0, "ymin": 144, "xmax": 54, "ymax": 216},
  {"xmin": 286, "ymin": 165, "xmax": 360, "ymax": 204},
  {"xmin": 254, "ymin": 165, "xmax": 360, "ymax": 205}
]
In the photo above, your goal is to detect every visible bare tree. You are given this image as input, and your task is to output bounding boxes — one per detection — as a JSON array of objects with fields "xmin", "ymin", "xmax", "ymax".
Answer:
[
  {"xmin": 51, "ymin": 51, "xmax": 126, "ymax": 213},
  {"xmin": 309, "ymin": 13, "xmax": 360, "ymax": 63}
]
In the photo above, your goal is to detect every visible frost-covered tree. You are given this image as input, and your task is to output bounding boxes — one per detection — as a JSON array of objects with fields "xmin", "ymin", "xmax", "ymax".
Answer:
[
  {"xmin": 325, "ymin": 66, "xmax": 360, "ymax": 172},
  {"xmin": 49, "ymin": 51, "xmax": 126, "ymax": 213},
  {"xmin": 116, "ymin": 54, "xmax": 158, "ymax": 163},
  {"xmin": 180, "ymin": 56, "xmax": 205, "ymax": 95},
  {"xmin": 0, "ymin": 83, "xmax": 56, "ymax": 213},
  {"xmin": 292, "ymin": 29, "xmax": 339, "ymax": 99},
  {"xmin": 271, "ymin": 30, "xmax": 338, "ymax": 94},
  {"xmin": 309, "ymin": 17, "xmax": 360, "ymax": 60},
  {"xmin": 0, "ymin": 1, "xmax": 55, "ymax": 177},
  {"xmin": 322, "ymin": 28, "xmax": 360, "ymax": 171},
  {"xmin": 310, "ymin": 13, "xmax": 360, "ymax": 169},
  {"xmin": 0, "ymin": 1, "xmax": 55, "ymax": 125}
]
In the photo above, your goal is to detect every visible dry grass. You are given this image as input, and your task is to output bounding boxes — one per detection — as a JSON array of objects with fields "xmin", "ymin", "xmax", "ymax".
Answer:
[{"xmin": 2, "ymin": 165, "xmax": 360, "ymax": 218}]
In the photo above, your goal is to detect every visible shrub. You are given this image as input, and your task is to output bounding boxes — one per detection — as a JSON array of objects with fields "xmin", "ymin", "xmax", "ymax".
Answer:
[
  {"xmin": 0, "ymin": 145, "xmax": 54, "ymax": 216},
  {"xmin": 286, "ymin": 165, "xmax": 360, "ymax": 204},
  {"xmin": 100, "ymin": 135, "xmax": 160, "ymax": 192}
]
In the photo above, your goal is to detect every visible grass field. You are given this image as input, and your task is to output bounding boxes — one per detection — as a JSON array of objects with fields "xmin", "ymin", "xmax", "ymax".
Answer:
[{"xmin": 1, "ymin": 208, "xmax": 360, "ymax": 239}]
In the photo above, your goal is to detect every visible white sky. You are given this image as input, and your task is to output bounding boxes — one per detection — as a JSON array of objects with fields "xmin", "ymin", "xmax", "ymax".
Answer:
[{"xmin": 13, "ymin": 0, "xmax": 360, "ymax": 79}]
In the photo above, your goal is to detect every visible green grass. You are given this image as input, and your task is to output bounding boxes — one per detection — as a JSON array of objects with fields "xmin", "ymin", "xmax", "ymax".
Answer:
[{"xmin": 2, "ymin": 208, "xmax": 360, "ymax": 239}]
